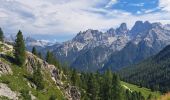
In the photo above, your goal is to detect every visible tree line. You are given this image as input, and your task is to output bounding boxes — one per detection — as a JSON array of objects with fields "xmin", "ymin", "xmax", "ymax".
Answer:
[{"xmin": 61, "ymin": 67, "xmax": 146, "ymax": 100}]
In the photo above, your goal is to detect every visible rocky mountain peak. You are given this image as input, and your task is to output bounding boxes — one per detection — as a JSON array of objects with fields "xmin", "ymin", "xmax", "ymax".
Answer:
[
  {"xmin": 119, "ymin": 23, "xmax": 128, "ymax": 31},
  {"xmin": 73, "ymin": 29, "xmax": 104, "ymax": 43},
  {"xmin": 130, "ymin": 21, "xmax": 144, "ymax": 34},
  {"xmin": 151, "ymin": 22, "xmax": 163, "ymax": 29},
  {"xmin": 134, "ymin": 20, "xmax": 144, "ymax": 26},
  {"xmin": 116, "ymin": 23, "xmax": 128, "ymax": 35},
  {"xmin": 107, "ymin": 28, "xmax": 115, "ymax": 37},
  {"xmin": 130, "ymin": 21, "xmax": 152, "ymax": 37},
  {"xmin": 144, "ymin": 21, "xmax": 152, "ymax": 28},
  {"xmin": 25, "ymin": 37, "xmax": 53, "ymax": 48},
  {"xmin": 25, "ymin": 36, "xmax": 37, "ymax": 42},
  {"xmin": 163, "ymin": 24, "xmax": 170, "ymax": 30}
]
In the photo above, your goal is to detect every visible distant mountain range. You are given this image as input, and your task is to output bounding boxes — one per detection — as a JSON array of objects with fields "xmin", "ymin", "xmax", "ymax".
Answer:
[
  {"xmin": 44, "ymin": 24, "xmax": 130, "ymax": 72},
  {"xmin": 4, "ymin": 35, "xmax": 55, "ymax": 51},
  {"xmin": 5, "ymin": 21, "xmax": 170, "ymax": 72},
  {"xmin": 40, "ymin": 21, "xmax": 170, "ymax": 72},
  {"xmin": 38, "ymin": 21, "xmax": 170, "ymax": 72}
]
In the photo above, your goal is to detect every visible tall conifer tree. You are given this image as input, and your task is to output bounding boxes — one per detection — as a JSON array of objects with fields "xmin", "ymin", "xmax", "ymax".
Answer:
[
  {"xmin": 112, "ymin": 74, "xmax": 123, "ymax": 100},
  {"xmin": 32, "ymin": 62, "xmax": 44, "ymax": 90},
  {"xmin": 14, "ymin": 30, "xmax": 26, "ymax": 66},
  {"xmin": 32, "ymin": 47, "xmax": 37, "ymax": 56},
  {"xmin": 0, "ymin": 28, "xmax": 4, "ymax": 42},
  {"xmin": 46, "ymin": 51, "xmax": 52, "ymax": 63}
]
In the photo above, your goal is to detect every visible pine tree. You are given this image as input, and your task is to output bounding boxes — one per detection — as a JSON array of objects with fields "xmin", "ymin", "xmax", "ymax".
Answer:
[
  {"xmin": 46, "ymin": 51, "xmax": 53, "ymax": 64},
  {"xmin": 32, "ymin": 62, "xmax": 44, "ymax": 90},
  {"xmin": 87, "ymin": 74, "xmax": 99, "ymax": 100},
  {"xmin": 101, "ymin": 70, "xmax": 113, "ymax": 100},
  {"xmin": 112, "ymin": 74, "xmax": 123, "ymax": 100},
  {"xmin": 38, "ymin": 52, "xmax": 42, "ymax": 59},
  {"xmin": 32, "ymin": 47, "xmax": 37, "ymax": 56},
  {"xmin": 14, "ymin": 30, "xmax": 26, "ymax": 66},
  {"xmin": 71, "ymin": 69, "xmax": 80, "ymax": 86},
  {"xmin": 46, "ymin": 51, "xmax": 60, "ymax": 69},
  {"xmin": 0, "ymin": 28, "xmax": 4, "ymax": 42}
]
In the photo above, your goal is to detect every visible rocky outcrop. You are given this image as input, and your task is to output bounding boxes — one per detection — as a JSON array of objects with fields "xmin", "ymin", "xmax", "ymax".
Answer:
[
  {"xmin": 0, "ymin": 61, "xmax": 12, "ymax": 76},
  {"xmin": 65, "ymin": 86, "xmax": 81, "ymax": 100},
  {"xmin": 0, "ymin": 83, "xmax": 19, "ymax": 100},
  {"xmin": 25, "ymin": 52, "xmax": 81, "ymax": 100},
  {"xmin": 0, "ymin": 42, "xmax": 13, "ymax": 53},
  {"xmin": 50, "ymin": 66, "xmax": 81, "ymax": 100}
]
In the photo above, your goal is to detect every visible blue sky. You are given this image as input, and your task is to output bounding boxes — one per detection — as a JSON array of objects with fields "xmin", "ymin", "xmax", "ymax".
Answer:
[
  {"xmin": 0, "ymin": 0, "xmax": 170, "ymax": 42},
  {"xmin": 109, "ymin": 0, "xmax": 159, "ymax": 14}
]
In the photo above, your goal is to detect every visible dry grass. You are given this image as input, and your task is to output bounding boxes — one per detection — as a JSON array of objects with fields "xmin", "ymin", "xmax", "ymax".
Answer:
[{"xmin": 159, "ymin": 93, "xmax": 170, "ymax": 100}]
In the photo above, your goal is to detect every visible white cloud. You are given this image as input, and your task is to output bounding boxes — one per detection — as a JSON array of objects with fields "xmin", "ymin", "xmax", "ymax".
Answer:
[
  {"xmin": 0, "ymin": 0, "xmax": 111, "ymax": 35},
  {"xmin": 0, "ymin": 0, "xmax": 170, "ymax": 41},
  {"xmin": 0, "ymin": 11, "xmax": 8, "ymax": 18},
  {"xmin": 105, "ymin": 0, "xmax": 117, "ymax": 8},
  {"xmin": 143, "ymin": 7, "xmax": 159, "ymax": 13},
  {"xmin": 159, "ymin": 0, "xmax": 170, "ymax": 11},
  {"xmin": 129, "ymin": 3, "xmax": 144, "ymax": 7}
]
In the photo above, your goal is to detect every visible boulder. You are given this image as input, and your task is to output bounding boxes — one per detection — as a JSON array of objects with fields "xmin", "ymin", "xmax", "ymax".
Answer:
[
  {"xmin": 0, "ymin": 83, "xmax": 18, "ymax": 100},
  {"xmin": 0, "ymin": 61, "xmax": 12, "ymax": 76}
]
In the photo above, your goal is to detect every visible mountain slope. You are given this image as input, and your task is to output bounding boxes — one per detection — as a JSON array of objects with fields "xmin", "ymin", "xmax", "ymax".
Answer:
[
  {"xmin": 0, "ymin": 42, "xmax": 162, "ymax": 100},
  {"xmin": 0, "ymin": 42, "xmax": 80, "ymax": 100},
  {"xmin": 121, "ymin": 81, "xmax": 160, "ymax": 99},
  {"xmin": 71, "ymin": 45, "xmax": 110, "ymax": 72},
  {"xmin": 118, "ymin": 45, "xmax": 170, "ymax": 92}
]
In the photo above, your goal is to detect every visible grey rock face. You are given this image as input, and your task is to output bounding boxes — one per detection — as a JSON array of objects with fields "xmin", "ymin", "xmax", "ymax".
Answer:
[
  {"xmin": 0, "ymin": 61, "xmax": 12, "ymax": 76},
  {"xmin": 116, "ymin": 23, "xmax": 128, "ymax": 35},
  {"xmin": 0, "ymin": 83, "xmax": 19, "ymax": 100},
  {"xmin": 66, "ymin": 86, "xmax": 81, "ymax": 100},
  {"xmin": 25, "ymin": 52, "xmax": 81, "ymax": 100},
  {"xmin": 49, "ymin": 63, "xmax": 81, "ymax": 100},
  {"xmin": 107, "ymin": 28, "xmax": 115, "ymax": 36},
  {"xmin": 48, "ymin": 28, "xmax": 130, "ymax": 72},
  {"xmin": 130, "ymin": 21, "xmax": 152, "ymax": 37}
]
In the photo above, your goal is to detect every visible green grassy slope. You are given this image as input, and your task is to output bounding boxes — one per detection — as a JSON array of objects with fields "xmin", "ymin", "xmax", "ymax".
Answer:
[
  {"xmin": 121, "ymin": 81, "xmax": 161, "ymax": 99},
  {"xmin": 0, "ymin": 57, "xmax": 65, "ymax": 100},
  {"xmin": 0, "ymin": 42, "xmax": 65, "ymax": 100}
]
